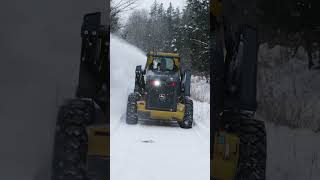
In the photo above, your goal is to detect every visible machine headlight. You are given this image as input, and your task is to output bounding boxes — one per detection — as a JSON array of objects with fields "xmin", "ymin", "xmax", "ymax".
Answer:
[{"xmin": 151, "ymin": 80, "xmax": 161, "ymax": 87}]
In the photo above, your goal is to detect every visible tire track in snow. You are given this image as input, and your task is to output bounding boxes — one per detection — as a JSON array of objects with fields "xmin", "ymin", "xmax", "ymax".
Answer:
[{"xmin": 111, "ymin": 121, "xmax": 210, "ymax": 180}]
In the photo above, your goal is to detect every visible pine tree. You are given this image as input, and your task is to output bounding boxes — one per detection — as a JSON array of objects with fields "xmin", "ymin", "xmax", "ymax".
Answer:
[
  {"xmin": 182, "ymin": 0, "xmax": 209, "ymax": 73},
  {"xmin": 122, "ymin": 0, "xmax": 210, "ymax": 75}
]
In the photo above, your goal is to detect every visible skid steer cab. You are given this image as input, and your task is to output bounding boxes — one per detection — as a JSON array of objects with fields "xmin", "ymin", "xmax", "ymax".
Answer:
[{"xmin": 126, "ymin": 52, "xmax": 193, "ymax": 128}]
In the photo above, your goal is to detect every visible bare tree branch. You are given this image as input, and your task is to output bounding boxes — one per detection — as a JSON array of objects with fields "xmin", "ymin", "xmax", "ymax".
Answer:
[
  {"xmin": 190, "ymin": 38, "xmax": 209, "ymax": 46},
  {"xmin": 111, "ymin": 0, "xmax": 139, "ymax": 17}
]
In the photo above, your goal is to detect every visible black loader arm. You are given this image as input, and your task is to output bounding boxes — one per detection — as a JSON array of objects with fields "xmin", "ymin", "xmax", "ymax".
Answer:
[
  {"xmin": 211, "ymin": 0, "xmax": 258, "ymax": 114},
  {"xmin": 181, "ymin": 70, "xmax": 191, "ymax": 97},
  {"xmin": 77, "ymin": 12, "xmax": 109, "ymax": 100},
  {"xmin": 134, "ymin": 65, "xmax": 145, "ymax": 94},
  {"xmin": 211, "ymin": 2, "xmax": 266, "ymax": 180}
]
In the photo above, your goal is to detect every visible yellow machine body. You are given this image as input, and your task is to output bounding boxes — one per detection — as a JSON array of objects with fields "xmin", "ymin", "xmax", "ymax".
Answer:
[
  {"xmin": 211, "ymin": 1, "xmax": 240, "ymax": 179},
  {"xmin": 137, "ymin": 100, "xmax": 185, "ymax": 121},
  {"xmin": 87, "ymin": 125, "xmax": 110, "ymax": 158},
  {"xmin": 211, "ymin": 0, "xmax": 222, "ymax": 17},
  {"xmin": 211, "ymin": 131, "xmax": 240, "ymax": 180},
  {"xmin": 87, "ymin": 124, "xmax": 110, "ymax": 179},
  {"xmin": 86, "ymin": 125, "xmax": 110, "ymax": 179}
]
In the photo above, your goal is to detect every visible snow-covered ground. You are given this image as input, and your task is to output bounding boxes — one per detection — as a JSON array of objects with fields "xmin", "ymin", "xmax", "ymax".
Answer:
[
  {"xmin": 265, "ymin": 122, "xmax": 320, "ymax": 180},
  {"xmin": 110, "ymin": 35, "xmax": 210, "ymax": 180}
]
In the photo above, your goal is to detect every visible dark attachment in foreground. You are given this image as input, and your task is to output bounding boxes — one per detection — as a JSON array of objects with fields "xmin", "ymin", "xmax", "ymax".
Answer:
[
  {"xmin": 51, "ymin": 12, "xmax": 110, "ymax": 180},
  {"xmin": 211, "ymin": 0, "xmax": 267, "ymax": 179}
]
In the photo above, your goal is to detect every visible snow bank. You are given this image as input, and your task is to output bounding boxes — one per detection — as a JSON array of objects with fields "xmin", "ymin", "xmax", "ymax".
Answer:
[
  {"xmin": 193, "ymin": 100, "xmax": 210, "ymax": 141},
  {"xmin": 257, "ymin": 44, "xmax": 320, "ymax": 131},
  {"xmin": 191, "ymin": 75, "xmax": 210, "ymax": 103},
  {"xmin": 110, "ymin": 34, "xmax": 146, "ymax": 131},
  {"xmin": 190, "ymin": 76, "xmax": 210, "ymax": 140}
]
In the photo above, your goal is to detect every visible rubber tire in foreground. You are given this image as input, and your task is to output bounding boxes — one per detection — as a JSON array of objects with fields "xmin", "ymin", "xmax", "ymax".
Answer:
[
  {"xmin": 126, "ymin": 93, "xmax": 138, "ymax": 124},
  {"xmin": 51, "ymin": 99, "xmax": 94, "ymax": 180},
  {"xmin": 236, "ymin": 118, "xmax": 266, "ymax": 180},
  {"xmin": 224, "ymin": 114, "xmax": 266, "ymax": 180},
  {"xmin": 179, "ymin": 97, "xmax": 193, "ymax": 129}
]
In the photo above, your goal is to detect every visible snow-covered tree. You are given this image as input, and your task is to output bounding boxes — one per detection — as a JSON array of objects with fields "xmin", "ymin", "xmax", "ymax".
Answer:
[
  {"xmin": 122, "ymin": 10, "xmax": 149, "ymax": 51},
  {"xmin": 122, "ymin": 0, "xmax": 210, "ymax": 75},
  {"xmin": 111, "ymin": 0, "xmax": 139, "ymax": 33}
]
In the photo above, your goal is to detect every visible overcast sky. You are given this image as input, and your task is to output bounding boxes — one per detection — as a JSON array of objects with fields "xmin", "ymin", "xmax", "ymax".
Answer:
[{"xmin": 117, "ymin": 0, "xmax": 187, "ymax": 24}]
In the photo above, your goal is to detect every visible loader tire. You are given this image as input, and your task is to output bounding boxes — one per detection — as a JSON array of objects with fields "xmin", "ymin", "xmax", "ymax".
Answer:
[
  {"xmin": 126, "ymin": 93, "xmax": 138, "ymax": 124},
  {"xmin": 223, "ymin": 114, "xmax": 266, "ymax": 180},
  {"xmin": 179, "ymin": 97, "xmax": 193, "ymax": 129},
  {"xmin": 51, "ymin": 99, "xmax": 94, "ymax": 180}
]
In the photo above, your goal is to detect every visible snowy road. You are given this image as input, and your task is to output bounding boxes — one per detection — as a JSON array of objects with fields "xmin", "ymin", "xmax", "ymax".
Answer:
[
  {"xmin": 110, "ymin": 35, "xmax": 210, "ymax": 180},
  {"xmin": 109, "ymin": 34, "xmax": 320, "ymax": 180},
  {"xmin": 111, "ymin": 118, "xmax": 209, "ymax": 180}
]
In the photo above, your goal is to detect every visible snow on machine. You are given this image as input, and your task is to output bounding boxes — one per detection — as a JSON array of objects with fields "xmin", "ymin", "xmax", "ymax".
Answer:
[{"xmin": 126, "ymin": 52, "xmax": 193, "ymax": 128}]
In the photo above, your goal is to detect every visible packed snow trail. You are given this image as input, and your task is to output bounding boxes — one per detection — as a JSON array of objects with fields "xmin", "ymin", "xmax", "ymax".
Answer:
[{"xmin": 110, "ymin": 35, "xmax": 210, "ymax": 180}]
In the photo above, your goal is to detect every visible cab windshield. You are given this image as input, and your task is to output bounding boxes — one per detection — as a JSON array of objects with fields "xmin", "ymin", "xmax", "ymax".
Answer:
[{"xmin": 149, "ymin": 57, "xmax": 176, "ymax": 72}]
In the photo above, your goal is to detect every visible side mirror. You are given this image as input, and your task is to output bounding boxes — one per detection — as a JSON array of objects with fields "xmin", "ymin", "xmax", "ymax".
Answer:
[
  {"xmin": 135, "ymin": 65, "xmax": 142, "ymax": 73},
  {"xmin": 182, "ymin": 70, "xmax": 191, "ymax": 97}
]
